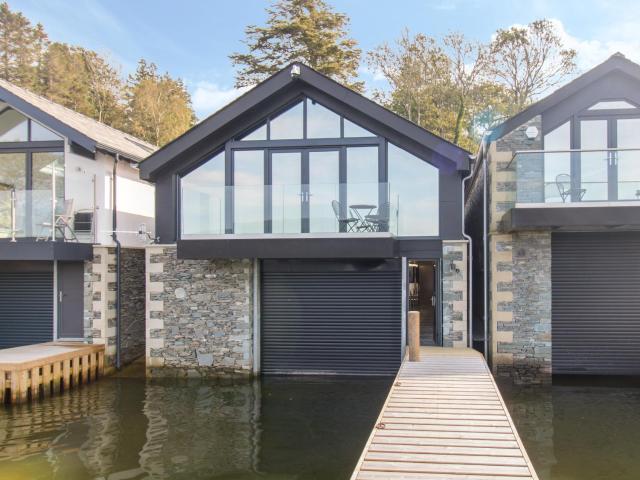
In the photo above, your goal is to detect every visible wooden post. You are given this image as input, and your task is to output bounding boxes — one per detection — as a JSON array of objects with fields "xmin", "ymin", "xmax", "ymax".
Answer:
[
  {"xmin": 408, "ymin": 310, "xmax": 420, "ymax": 361},
  {"xmin": 0, "ymin": 370, "xmax": 5, "ymax": 404}
]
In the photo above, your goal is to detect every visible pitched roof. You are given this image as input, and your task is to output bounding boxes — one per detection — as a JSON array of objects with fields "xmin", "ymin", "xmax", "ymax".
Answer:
[
  {"xmin": 140, "ymin": 63, "xmax": 471, "ymax": 180},
  {"xmin": 490, "ymin": 53, "xmax": 640, "ymax": 140},
  {"xmin": 0, "ymin": 78, "xmax": 157, "ymax": 161}
]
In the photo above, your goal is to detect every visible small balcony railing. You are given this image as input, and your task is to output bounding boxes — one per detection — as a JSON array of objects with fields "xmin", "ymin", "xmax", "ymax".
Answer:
[
  {"xmin": 181, "ymin": 182, "xmax": 401, "ymax": 237},
  {"xmin": 0, "ymin": 189, "xmax": 94, "ymax": 242},
  {"xmin": 511, "ymin": 148, "xmax": 640, "ymax": 204}
]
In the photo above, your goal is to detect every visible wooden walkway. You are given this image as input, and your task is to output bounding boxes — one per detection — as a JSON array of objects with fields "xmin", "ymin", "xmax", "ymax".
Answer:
[
  {"xmin": 351, "ymin": 347, "xmax": 538, "ymax": 480},
  {"xmin": 0, "ymin": 342, "xmax": 104, "ymax": 405}
]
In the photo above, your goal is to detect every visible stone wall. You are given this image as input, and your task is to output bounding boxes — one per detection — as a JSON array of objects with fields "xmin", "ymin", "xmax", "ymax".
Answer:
[
  {"xmin": 442, "ymin": 241, "xmax": 468, "ymax": 348},
  {"xmin": 487, "ymin": 115, "xmax": 553, "ymax": 384},
  {"xmin": 89, "ymin": 246, "xmax": 146, "ymax": 372},
  {"xmin": 145, "ymin": 246, "xmax": 253, "ymax": 377}
]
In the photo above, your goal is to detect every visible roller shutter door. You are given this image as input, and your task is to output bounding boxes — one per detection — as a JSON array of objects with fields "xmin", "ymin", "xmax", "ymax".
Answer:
[
  {"xmin": 552, "ymin": 232, "xmax": 640, "ymax": 375},
  {"xmin": 261, "ymin": 260, "xmax": 401, "ymax": 375},
  {"xmin": 0, "ymin": 271, "xmax": 54, "ymax": 349}
]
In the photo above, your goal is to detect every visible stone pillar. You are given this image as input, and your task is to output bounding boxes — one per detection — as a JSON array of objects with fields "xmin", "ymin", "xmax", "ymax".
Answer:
[
  {"xmin": 442, "ymin": 240, "xmax": 468, "ymax": 348},
  {"xmin": 90, "ymin": 246, "xmax": 117, "ymax": 373}
]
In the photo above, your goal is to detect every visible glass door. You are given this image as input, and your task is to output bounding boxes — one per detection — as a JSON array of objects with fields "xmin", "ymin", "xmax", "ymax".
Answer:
[
  {"xmin": 579, "ymin": 119, "xmax": 610, "ymax": 201},
  {"xmin": 308, "ymin": 150, "xmax": 340, "ymax": 233},
  {"xmin": 615, "ymin": 118, "xmax": 640, "ymax": 200},
  {"xmin": 269, "ymin": 151, "xmax": 303, "ymax": 233}
]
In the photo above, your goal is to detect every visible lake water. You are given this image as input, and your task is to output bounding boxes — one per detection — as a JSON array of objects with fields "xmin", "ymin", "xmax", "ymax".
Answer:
[
  {"xmin": 3, "ymin": 365, "xmax": 640, "ymax": 480},
  {"xmin": 500, "ymin": 376, "xmax": 640, "ymax": 480},
  {"xmin": 0, "ymin": 365, "xmax": 391, "ymax": 480}
]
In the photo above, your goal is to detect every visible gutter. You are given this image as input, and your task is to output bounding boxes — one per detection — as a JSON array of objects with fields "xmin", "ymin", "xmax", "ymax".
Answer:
[
  {"xmin": 461, "ymin": 162, "xmax": 474, "ymax": 349},
  {"xmin": 112, "ymin": 153, "xmax": 122, "ymax": 370}
]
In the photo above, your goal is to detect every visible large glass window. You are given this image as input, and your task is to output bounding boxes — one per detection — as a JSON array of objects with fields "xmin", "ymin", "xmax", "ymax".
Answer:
[
  {"xmin": 616, "ymin": 118, "xmax": 640, "ymax": 200},
  {"xmin": 270, "ymin": 102, "xmax": 304, "ymax": 140},
  {"xmin": 344, "ymin": 118, "xmax": 375, "ymax": 138},
  {"xmin": 388, "ymin": 143, "xmax": 439, "ymax": 236},
  {"xmin": 233, "ymin": 150, "xmax": 264, "ymax": 233},
  {"xmin": 0, "ymin": 109, "xmax": 28, "ymax": 142},
  {"xmin": 181, "ymin": 152, "xmax": 225, "ymax": 235},
  {"xmin": 346, "ymin": 146, "xmax": 378, "ymax": 210},
  {"xmin": 580, "ymin": 119, "xmax": 609, "ymax": 201},
  {"xmin": 271, "ymin": 151, "xmax": 302, "ymax": 233},
  {"xmin": 307, "ymin": 100, "xmax": 340, "ymax": 138},
  {"xmin": 309, "ymin": 151, "xmax": 340, "ymax": 233}
]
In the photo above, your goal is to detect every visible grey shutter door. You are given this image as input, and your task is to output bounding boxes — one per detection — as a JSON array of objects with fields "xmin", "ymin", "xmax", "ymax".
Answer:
[
  {"xmin": 261, "ymin": 260, "xmax": 402, "ymax": 375},
  {"xmin": 552, "ymin": 232, "xmax": 640, "ymax": 375},
  {"xmin": 0, "ymin": 271, "xmax": 54, "ymax": 349}
]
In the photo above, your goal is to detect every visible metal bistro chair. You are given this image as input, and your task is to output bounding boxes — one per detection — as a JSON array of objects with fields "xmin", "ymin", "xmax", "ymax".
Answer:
[
  {"xmin": 331, "ymin": 200, "xmax": 359, "ymax": 232},
  {"xmin": 38, "ymin": 198, "xmax": 78, "ymax": 241},
  {"xmin": 365, "ymin": 202, "xmax": 391, "ymax": 232},
  {"xmin": 556, "ymin": 174, "xmax": 586, "ymax": 203}
]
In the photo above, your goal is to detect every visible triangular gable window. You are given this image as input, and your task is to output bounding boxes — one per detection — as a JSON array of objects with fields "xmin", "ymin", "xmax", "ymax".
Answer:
[
  {"xmin": 588, "ymin": 100, "xmax": 637, "ymax": 110},
  {"xmin": 270, "ymin": 101, "xmax": 304, "ymax": 139},
  {"xmin": 0, "ymin": 108, "xmax": 28, "ymax": 142},
  {"xmin": 307, "ymin": 99, "xmax": 340, "ymax": 138},
  {"xmin": 238, "ymin": 122, "xmax": 267, "ymax": 141},
  {"xmin": 344, "ymin": 118, "xmax": 375, "ymax": 137}
]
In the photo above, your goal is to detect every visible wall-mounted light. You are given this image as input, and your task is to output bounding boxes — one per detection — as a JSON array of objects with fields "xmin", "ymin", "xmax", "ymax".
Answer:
[
  {"xmin": 525, "ymin": 126, "xmax": 539, "ymax": 139},
  {"xmin": 290, "ymin": 64, "xmax": 301, "ymax": 78}
]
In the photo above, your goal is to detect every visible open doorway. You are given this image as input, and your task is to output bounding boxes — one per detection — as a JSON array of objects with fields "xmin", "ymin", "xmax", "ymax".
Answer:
[{"xmin": 408, "ymin": 260, "xmax": 439, "ymax": 346}]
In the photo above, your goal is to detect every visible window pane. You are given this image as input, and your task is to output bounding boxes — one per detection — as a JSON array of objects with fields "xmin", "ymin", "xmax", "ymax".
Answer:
[
  {"xmin": 271, "ymin": 152, "xmax": 301, "ymax": 233},
  {"xmin": 347, "ymin": 146, "xmax": 378, "ymax": 221},
  {"xmin": 234, "ymin": 150, "xmax": 264, "ymax": 233},
  {"xmin": 616, "ymin": 118, "xmax": 640, "ymax": 200},
  {"xmin": 344, "ymin": 118, "xmax": 374, "ymax": 137},
  {"xmin": 588, "ymin": 100, "xmax": 636, "ymax": 110},
  {"xmin": 181, "ymin": 152, "xmax": 225, "ymax": 235},
  {"xmin": 309, "ymin": 151, "xmax": 339, "ymax": 233},
  {"xmin": 306, "ymin": 99, "xmax": 340, "ymax": 138},
  {"xmin": 238, "ymin": 122, "xmax": 267, "ymax": 141},
  {"xmin": 580, "ymin": 120, "xmax": 608, "ymax": 201},
  {"xmin": 0, "ymin": 153, "xmax": 26, "ymax": 238},
  {"xmin": 388, "ymin": 143, "xmax": 439, "ymax": 236},
  {"xmin": 0, "ymin": 109, "xmax": 28, "ymax": 142},
  {"xmin": 32, "ymin": 152, "xmax": 64, "ymax": 236},
  {"xmin": 31, "ymin": 120, "xmax": 62, "ymax": 141},
  {"xmin": 269, "ymin": 101, "xmax": 303, "ymax": 139},
  {"xmin": 543, "ymin": 121, "xmax": 571, "ymax": 203}
]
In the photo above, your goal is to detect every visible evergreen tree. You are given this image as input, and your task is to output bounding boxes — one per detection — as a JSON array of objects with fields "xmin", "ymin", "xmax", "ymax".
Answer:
[
  {"xmin": 125, "ymin": 59, "xmax": 195, "ymax": 146},
  {"xmin": 230, "ymin": 0, "xmax": 363, "ymax": 91}
]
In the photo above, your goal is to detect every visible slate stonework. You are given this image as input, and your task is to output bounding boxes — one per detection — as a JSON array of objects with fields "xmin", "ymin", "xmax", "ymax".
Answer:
[
  {"xmin": 145, "ymin": 246, "xmax": 253, "ymax": 377},
  {"xmin": 119, "ymin": 248, "xmax": 146, "ymax": 365}
]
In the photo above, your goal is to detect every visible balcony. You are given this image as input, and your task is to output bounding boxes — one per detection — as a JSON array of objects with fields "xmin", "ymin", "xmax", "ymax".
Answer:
[
  {"xmin": 504, "ymin": 149, "xmax": 640, "ymax": 231},
  {"xmin": 0, "ymin": 189, "xmax": 94, "ymax": 260}
]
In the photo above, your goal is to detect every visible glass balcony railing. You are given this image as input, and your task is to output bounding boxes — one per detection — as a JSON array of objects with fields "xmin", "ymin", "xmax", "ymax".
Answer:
[
  {"xmin": 0, "ymin": 189, "xmax": 56, "ymax": 240},
  {"xmin": 181, "ymin": 182, "xmax": 408, "ymax": 236},
  {"xmin": 511, "ymin": 149, "xmax": 640, "ymax": 204}
]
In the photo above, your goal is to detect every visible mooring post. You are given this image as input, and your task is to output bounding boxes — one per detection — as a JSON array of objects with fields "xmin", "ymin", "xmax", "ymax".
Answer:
[{"xmin": 408, "ymin": 310, "xmax": 420, "ymax": 361}]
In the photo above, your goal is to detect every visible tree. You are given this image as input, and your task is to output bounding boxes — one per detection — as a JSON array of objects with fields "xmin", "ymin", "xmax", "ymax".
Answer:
[
  {"xmin": 367, "ymin": 31, "xmax": 507, "ymax": 151},
  {"xmin": 489, "ymin": 19, "xmax": 577, "ymax": 113},
  {"xmin": 230, "ymin": 0, "xmax": 363, "ymax": 91},
  {"xmin": 125, "ymin": 59, "xmax": 195, "ymax": 146},
  {"xmin": 0, "ymin": 2, "xmax": 48, "ymax": 91}
]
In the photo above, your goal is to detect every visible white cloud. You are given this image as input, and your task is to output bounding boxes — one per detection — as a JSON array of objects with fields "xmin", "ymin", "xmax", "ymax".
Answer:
[{"xmin": 191, "ymin": 82, "xmax": 250, "ymax": 120}]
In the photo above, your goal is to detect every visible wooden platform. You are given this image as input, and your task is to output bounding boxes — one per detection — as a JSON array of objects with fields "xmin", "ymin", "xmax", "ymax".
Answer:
[
  {"xmin": 351, "ymin": 347, "xmax": 539, "ymax": 480},
  {"xmin": 0, "ymin": 342, "xmax": 104, "ymax": 405}
]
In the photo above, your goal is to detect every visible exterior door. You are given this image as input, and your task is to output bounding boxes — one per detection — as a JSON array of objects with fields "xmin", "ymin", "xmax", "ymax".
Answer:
[
  {"xmin": 57, "ymin": 261, "xmax": 84, "ymax": 339},
  {"xmin": 614, "ymin": 118, "xmax": 640, "ymax": 200}
]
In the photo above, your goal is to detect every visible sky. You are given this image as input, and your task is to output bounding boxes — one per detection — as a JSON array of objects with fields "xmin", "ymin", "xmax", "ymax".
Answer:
[{"xmin": 11, "ymin": 0, "xmax": 640, "ymax": 119}]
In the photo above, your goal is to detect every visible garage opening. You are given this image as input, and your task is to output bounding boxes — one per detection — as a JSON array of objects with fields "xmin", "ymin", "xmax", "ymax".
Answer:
[
  {"xmin": 260, "ymin": 259, "xmax": 402, "ymax": 375},
  {"xmin": 552, "ymin": 232, "xmax": 640, "ymax": 375}
]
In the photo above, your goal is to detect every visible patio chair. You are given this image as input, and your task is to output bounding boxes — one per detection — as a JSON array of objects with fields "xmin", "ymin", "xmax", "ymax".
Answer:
[
  {"xmin": 331, "ymin": 200, "xmax": 359, "ymax": 232},
  {"xmin": 556, "ymin": 174, "xmax": 586, "ymax": 203},
  {"xmin": 37, "ymin": 199, "xmax": 78, "ymax": 241},
  {"xmin": 365, "ymin": 202, "xmax": 391, "ymax": 232}
]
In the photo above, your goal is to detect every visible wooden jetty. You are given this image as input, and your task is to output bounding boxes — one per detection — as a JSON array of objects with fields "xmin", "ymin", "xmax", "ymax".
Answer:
[
  {"xmin": 351, "ymin": 347, "xmax": 539, "ymax": 480},
  {"xmin": 0, "ymin": 342, "xmax": 104, "ymax": 405}
]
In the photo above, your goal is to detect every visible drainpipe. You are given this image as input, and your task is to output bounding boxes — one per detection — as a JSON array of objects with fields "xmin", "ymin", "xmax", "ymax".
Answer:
[
  {"xmin": 112, "ymin": 154, "xmax": 122, "ymax": 370},
  {"xmin": 482, "ymin": 140, "xmax": 489, "ymax": 359},
  {"xmin": 462, "ymin": 162, "xmax": 474, "ymax": 349}
]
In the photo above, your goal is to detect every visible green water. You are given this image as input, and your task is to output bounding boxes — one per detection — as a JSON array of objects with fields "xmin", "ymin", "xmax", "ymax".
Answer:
[
  {"xmin": 500, "ymin": 377, "xmax": 640, "ymax": 480},
  {"xmin": 0, "ymin": 368, "xmax": 391, "ymax": 480}
]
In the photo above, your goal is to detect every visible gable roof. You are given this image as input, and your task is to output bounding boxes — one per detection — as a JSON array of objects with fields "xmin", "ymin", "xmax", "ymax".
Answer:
[
  {"xmin": 0, "ymin": 78, "xmax": 157, "ymax": 162},
  {"xmin": 490, "ymin": 53, "xmax": 640, "ymax": 140},
  {"xmin": 140, "ymin": 63, "xmax": 470, "ymax": 180}
]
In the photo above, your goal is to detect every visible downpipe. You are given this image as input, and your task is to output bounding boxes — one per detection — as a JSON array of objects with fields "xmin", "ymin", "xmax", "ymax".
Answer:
[
  {"xmin": 112, "ymin": 154, "xmax": 122, "ymax": 370},
  {"xmin": 462, "ymin": 164, "xmax": 474, "ymax": 349}
]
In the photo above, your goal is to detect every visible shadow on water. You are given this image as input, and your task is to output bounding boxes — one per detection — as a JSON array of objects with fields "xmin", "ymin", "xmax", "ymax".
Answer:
[
  {"xmin": 0, "ymin": 365, "xmax": 391, "ymax": 480},
  {"xmin": 499, "ymin": 375, "xmax": 640, "ymax": 480}
]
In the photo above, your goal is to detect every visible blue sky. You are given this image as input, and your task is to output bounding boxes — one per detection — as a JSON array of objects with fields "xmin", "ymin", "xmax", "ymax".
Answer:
[{"xmin": 11, "ymin": 0, "xmax": 640, "ymax": 119}]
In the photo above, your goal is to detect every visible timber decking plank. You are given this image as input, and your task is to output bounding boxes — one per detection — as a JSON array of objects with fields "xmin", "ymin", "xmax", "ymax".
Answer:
[{"xmin": 350, "ymin": 347, "xmax": 538, "ymax": 480}]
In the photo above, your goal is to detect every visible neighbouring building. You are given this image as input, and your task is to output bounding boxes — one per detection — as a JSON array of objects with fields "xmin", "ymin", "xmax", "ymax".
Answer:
[
  {"xmin": 466, "ymin": 53, "xmax": 640, "ymax": 383},
  {"xmin": 140, "ymin": 63, "xmax": 472, "ymax": 377},
  {"xmin": 0, "ymin": 78, "xmax": 156, "ymax": 370}
]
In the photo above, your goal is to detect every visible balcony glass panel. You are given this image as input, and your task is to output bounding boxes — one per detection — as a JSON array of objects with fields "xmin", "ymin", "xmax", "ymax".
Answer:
[{"xmin": 0, "ymin": 189, "xmax": 54, "ymax": 239}]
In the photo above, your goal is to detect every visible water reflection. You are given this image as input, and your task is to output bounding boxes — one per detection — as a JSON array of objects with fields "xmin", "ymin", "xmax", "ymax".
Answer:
[
  {"xmin": 500, "ymin": 377, "xmax": 640, "ymax": 480},
  {"xmin": 0, "ymin": 368, "xmax": 390, "ymax": 480}
]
